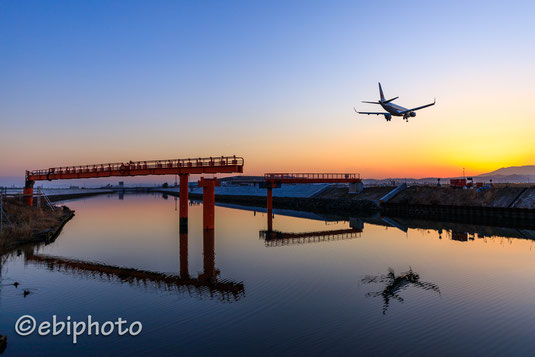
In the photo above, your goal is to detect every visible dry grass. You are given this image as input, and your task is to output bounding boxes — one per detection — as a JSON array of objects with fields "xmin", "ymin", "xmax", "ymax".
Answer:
[{"xmin": 0, "ymin": 198, "xmax": 66, "ymax": 248}]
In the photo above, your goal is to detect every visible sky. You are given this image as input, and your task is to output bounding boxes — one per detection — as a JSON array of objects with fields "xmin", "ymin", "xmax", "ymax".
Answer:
[{"xmin": 1, "ymin": 0, "xmax": 535, "ymax": 186}]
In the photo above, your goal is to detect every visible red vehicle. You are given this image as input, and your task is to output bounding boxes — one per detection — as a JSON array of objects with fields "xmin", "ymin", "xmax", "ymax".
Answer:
[{"xmin": 450, "ymin": 178, "xmax": 467, "ymax": 188}]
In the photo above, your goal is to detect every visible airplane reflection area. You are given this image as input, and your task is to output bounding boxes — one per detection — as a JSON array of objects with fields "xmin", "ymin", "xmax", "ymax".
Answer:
[{"xmin": 361, "ymin": 268, "xmax": 440, "ymax": 315}]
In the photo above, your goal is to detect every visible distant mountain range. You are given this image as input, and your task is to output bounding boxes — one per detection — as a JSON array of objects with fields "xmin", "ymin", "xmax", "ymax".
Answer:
[
  {"xmin": 468, "ymin": 165, "xmax": 535, "ymax": 184},
  {"xmin": 477, "ymin": 165, "xmax": 535, "ymax": 177},
  {"xmin": 363, "ymin": 165, "xmax": 535, "ymax": 185}
]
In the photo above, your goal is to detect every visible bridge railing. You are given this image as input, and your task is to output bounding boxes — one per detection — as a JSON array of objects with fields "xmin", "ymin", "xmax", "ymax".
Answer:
[
  {"xmin": 264, "ymin": 173, "xmax": 360, "ymax": 181},
  {"xmin": 28, "ymin": 156, "xmax": 245, "ymax": 177}
]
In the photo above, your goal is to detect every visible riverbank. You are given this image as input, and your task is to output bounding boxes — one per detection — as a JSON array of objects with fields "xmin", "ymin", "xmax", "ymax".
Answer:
[
  {"xmin": 160, "ymin": 190, "xmax": 380, "ymax": 215},
  {"xmin": 156, "ymin": 184, "xmax": 535, "ymax": 224},
  {"xmin": 44, "ymin": 189, "xmax": 114, "ymax": 203},
  {"xmin": 0, "ymin": 198, "xmax": 74, "ymax": 253}
]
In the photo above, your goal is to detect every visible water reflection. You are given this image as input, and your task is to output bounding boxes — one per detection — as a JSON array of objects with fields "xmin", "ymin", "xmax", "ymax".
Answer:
[
  {"xmin": 260, "ymin": 213, "xmax": 364, "ymax": 246},
  {"xmin": 366, "ymin": 215, "xmax": 535, "ymax": 242},
  {"xmin": 2, "ymin": 222, "xmax": 245, "ymax": 302},
  {"xmin": 362, "ymin": 268, "xmax": 441, "ymax": 315},
  {"xmin": 260, "ymin": 228, "xmax": 361, "ymax": 247},
  {"xmin": 258, "ymin": 207, "xmax": 535, "ymax": 248},
  {"xmin": 179, "ymin": 231, "xmax": 188, "ymax": 278},
  {"xmin": 2, "ymin": 194, "xmax": 535, "ymax": 355},
  {"xmin": 0, "ymin": 335, "xmax": 6, "ymax": 354},
  {"xmin": 24, "ymin": 247, "xmax": 245, "ymax": 302},
  {"xmin": 258, "ymin": 204, "xmax": 535, "ymax": 246}
]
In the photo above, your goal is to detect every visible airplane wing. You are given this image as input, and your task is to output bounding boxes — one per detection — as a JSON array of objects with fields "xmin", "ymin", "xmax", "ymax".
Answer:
[
  {"xmin": 400, "ymin": 99, "xmax": 436, "ymax": 114},
  {"xmin": 354, "ymin": 107, "xmax": 390, "ymax": 115}
]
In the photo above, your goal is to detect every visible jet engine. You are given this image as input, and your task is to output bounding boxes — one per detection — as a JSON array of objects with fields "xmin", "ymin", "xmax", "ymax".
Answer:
[
  {"xmin": 410, "ymin": 112, "xmax": 416, "ymax": 117},
  {"xmin": 384, "ymin": 114, "xmax": 392, "ymax": 121}
]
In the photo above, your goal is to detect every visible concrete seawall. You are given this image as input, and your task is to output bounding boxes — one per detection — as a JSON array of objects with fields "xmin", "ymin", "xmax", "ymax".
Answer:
[
  {"xmin": 382, "ymin": 202, "xmax": 535, "ymax": 228},
  {"xmin": 45, "ymin": 189, "xmax": 114, "ymax": 202},
  {"xmin": 168, "ymin": 192, "xmax": 380, "ymax": 215},
  {"xmin": 157, "ymin": 185, "xmax": 535, "ymax": 225}
]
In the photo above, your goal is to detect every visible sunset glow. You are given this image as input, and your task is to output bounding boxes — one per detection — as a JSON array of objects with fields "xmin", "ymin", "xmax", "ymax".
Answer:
[{"xmin": 1, "ymin": 1, "xmax": 534, "ymax": 183}]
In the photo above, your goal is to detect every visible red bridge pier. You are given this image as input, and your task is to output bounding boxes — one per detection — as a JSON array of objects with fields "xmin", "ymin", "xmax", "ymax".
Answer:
[
  {"xmin": 260, "ymin": 181, "xmax": 279, "ymax": 231},
  {"xmin": 198, "ymin": 177, "xmax": 220, "ymax": 230},
  {"xmin": 23, "ymin": 172, "xmax": 35, "ymax": 206},
  {"xmin": 179, "ymin": 231, "xmax": 189, "ymax": 278},
  {"xmin": 197, "ymin": 178, "xmax": 219, "ymax": 280},
  {"xmin": 262, "ymin": 173, "xmax": 362, "ymax": 231},
  {"xmin": 179, "ymin": 210, "xmax": 217, "ymax": 282},
  {"xmin": 179, "ymin": 174, "xmax": 189, "ymax": 232},
  {"xmin": 199, "ymin": 228, "xmax": 217, "ymax": 280},
  {"xmin": 267, "ymin": 186, "xmax": 273, "ymax": 231}
]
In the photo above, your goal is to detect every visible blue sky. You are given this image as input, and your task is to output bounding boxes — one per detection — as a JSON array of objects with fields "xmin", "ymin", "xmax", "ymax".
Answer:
[{"xmin": 1, "ymin": 0, "xmax": 534, "ymax": 186}]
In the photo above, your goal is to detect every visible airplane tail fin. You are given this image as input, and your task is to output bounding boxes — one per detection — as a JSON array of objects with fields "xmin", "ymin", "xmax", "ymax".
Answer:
[{"xmin": 378, "ymin": 82, "xmax": 385, "ymax": 101}]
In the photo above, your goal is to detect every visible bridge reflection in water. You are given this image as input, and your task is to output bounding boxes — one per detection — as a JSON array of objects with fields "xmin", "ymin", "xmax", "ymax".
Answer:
[
  {"xmin": 260, "ymin": 228, "xmax": 362, "ymax": 247},
  {"xmin": 25, "ymin": 229, "xmax": 245, "ymax": 302},
  {"xmin": 256, "ymin": 203, "xmax": 535, "ymax": 247},
  {"xmin": 260, "ymin": 215, "xmax": 364, "ymax": 247}
]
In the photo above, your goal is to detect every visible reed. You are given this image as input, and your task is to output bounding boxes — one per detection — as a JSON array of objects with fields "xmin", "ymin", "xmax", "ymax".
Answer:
[{"xmin": 0, "ymin": 198, "xmax": 66, "ymax": 248}]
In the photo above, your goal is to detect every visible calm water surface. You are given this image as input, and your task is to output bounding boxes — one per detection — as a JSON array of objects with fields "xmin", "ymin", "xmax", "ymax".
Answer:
[{"xmin": 1, "ymin": 194, "xmax": 535, "ymax": 356}]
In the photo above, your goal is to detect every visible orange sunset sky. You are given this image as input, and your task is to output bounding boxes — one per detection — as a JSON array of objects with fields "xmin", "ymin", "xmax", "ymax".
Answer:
[{"xmin": 1, "ymin": 2, "xmax": 534, "ymax": 184}]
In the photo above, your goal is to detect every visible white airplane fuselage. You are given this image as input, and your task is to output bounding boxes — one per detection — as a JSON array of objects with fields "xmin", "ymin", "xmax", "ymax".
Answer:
[
  {"xmin": 355, "ymin": 82, "xmax": 435, "ymax": 122},
  {"xmin": 380, "ymin": 102, "xmax": 409, "ymax": 116}
]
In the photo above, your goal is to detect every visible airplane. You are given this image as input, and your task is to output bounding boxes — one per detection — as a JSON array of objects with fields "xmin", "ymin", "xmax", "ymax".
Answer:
[{"xmin": 354, "ymin": 83, "xmax": 435, "ymax": 122}]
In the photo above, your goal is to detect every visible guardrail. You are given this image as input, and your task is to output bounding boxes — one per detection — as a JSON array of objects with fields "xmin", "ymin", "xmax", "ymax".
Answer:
[
  {"xmin": 28, "ymin": 156, "xmax": 244, "ymax": 177},
  {"xmin": 265, "ymin": 173, "xmax": 360, "ymax": 180}
]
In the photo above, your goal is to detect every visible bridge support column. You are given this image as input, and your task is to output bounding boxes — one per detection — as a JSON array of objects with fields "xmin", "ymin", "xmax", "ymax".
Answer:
[
  {"xmin": 267, "ymin": 187, "xmax": 273, "ymax": 231},
  {"xmin": 198, "ymin": 177, "xmax": 220, "ymax": 230},
  {"xmin": 23, "ymin": 176, "xmax": 34, "ymax": 207},
  {"xmin": 179, "ymin": 174, "xmax": 189, "ymax": 232},
  {"xmin": 179, "ymin": 231, "xmax": 189, "ymax": 278},
  {"xmin": 201, "ymin": 228, "xmax": 217, "ymax": 280},
  {"xmin": 349, "ymin": 181, "xmax": 363, "ymax": 194}
]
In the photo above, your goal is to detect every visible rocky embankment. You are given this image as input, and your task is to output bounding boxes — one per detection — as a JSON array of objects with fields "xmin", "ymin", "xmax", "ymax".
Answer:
[{"xmin": 388, "ymin": 186, "xmax": 535, "ymax": 208}]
